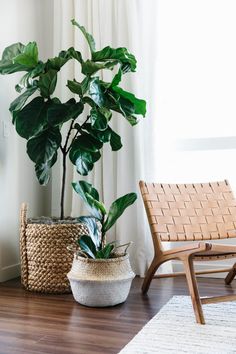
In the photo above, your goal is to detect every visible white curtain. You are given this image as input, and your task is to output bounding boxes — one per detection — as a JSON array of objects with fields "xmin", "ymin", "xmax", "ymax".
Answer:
[{"xmin": 52, "ymin": 0, "xmax": 164, "ymax": 275}]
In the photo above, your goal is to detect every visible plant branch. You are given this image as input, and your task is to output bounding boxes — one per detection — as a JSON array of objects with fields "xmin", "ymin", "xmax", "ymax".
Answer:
[
  {"xmin": 60, "ymin": 114, "xmax": 91, "ymax": 219},
  {"xmin": 60, "ymin": 150, "xmax": 67, "ymax": 220},
  {"xmin": 66, "ymin": 114, "xmax": 91, "ymax": 154},
  {"xmin": 60, "ymin": 119, "xmax": 77, "ymax": 219},
  {"xmin": 101, "ymin": 216, "xmax": 106, "ymax": 250},
  {"xmin": 63, "ymin": 119, "xmax": 74, "ymax": 153}
]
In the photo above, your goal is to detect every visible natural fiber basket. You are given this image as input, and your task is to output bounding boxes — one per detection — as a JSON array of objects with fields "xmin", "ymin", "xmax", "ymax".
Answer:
[
  {"xmin": 20, "ymin": 203, "xmax": 87, "ymax": 294},
  {"xmin": 67, "ymin": 254, "xmax": 135, "ymax": 306}
]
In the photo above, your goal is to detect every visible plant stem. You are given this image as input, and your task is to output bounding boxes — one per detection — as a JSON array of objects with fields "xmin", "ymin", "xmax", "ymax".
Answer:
[
  {"xmin": 101, "ymin": 217, "xmax": 106, "ymax": 249},
  {"xmin": 66, "ymin": 114, "xmax": 90, "ymax": 154},
  {"xmin": 60, "ymin": 150, "xmax": 67, "ymax": 220},
  {"xmin": 60, "ymin": 120, "xmax": 74, "ymax": 220},
  {"xmin": 59, "ymin": 115, "xmax": 90, "ymax": 219}
]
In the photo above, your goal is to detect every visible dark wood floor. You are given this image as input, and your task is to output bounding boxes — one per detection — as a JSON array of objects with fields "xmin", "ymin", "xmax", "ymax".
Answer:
[{"xmin": 0, "ymin": 276, "xmax": 235, "ymax": 354}]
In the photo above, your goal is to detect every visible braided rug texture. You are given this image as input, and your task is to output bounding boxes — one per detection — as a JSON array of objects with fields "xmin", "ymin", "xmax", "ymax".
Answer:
[{"xmin": 119, "ymin": 296, "xmax": 236, "ymax": 354}]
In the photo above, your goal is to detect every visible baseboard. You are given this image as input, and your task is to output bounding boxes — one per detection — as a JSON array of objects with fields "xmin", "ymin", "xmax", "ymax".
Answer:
[
  {"xmin": 0, "ymin": 263, "xmax": 20, "ymax": 282},
  {"xmin": 172, "ymin": 260, "xmax": 234, "ymax": 279}
]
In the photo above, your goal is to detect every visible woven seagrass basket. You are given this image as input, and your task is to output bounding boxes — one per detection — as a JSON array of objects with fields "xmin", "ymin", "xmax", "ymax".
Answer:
[
  {"xmin": 67, "ymin": 254, "xmax": 135, "ymax": 306},
  {"xmin": 20, "ymin": 203, "xmax": 87, "ymax": 294}
]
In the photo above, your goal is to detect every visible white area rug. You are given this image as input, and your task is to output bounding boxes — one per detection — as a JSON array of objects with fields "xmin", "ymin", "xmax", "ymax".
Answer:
[{"xmin": 119, "ymin": 296, "xmax": 236, "ymax": 354}]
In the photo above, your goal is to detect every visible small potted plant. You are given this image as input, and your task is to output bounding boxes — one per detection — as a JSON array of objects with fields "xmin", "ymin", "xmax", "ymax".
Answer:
[
  {"xmin": 67, "ymin": 180, "xmax": 136, "ymax": 306},
  {"xmin": 0, "ymin": 20, "xmax": 146, "ymax": 293}
]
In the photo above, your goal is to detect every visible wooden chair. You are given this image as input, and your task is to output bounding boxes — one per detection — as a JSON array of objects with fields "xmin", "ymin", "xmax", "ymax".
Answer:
[{"xmin": 139, "ymin": 180, "xmax": 236, "ymax": 324}]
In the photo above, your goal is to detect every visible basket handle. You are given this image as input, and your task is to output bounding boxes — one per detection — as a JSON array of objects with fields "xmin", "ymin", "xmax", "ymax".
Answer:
[
  {"xmin": 20, "ymin": 203, "xmax": 28, "ymax": 228},
  {"xmin": 20, "ymin": 203, "xmax": 28, "ymax": 289},
  {"xmin": 67, "ymin": 245, "xmax": 89, "ymax": 260}
]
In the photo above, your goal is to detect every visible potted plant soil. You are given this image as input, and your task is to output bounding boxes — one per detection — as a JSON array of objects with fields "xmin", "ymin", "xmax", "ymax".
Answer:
[
  {"xmin": 0, "ymin": 20, "xmax": 146, "ymax": 293},
  {"xmin": 68, "ymin": 181, "xmax": 136, "ymax": 306}
]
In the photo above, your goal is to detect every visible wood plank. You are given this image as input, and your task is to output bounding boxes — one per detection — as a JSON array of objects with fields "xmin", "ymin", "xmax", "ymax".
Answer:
[{"xmin": 0, "ymin": 277, "xmax": 235, "ymax": 353}]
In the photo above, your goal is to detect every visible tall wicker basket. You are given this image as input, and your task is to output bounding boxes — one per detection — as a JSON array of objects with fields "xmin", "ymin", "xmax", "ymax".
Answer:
[{"xmin": 20, "ymin": 203, "xmax": 87, "ymax": 294}]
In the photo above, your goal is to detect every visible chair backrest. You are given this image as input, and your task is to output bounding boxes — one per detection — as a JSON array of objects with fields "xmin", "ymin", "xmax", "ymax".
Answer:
[{"xmin": 139, "ymin": 180, "xmax": 236, "ymax": 243}]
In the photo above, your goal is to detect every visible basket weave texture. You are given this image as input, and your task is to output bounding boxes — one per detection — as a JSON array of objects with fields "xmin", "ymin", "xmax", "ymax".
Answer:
[
  {"xmin": 68, "ymin": 254, "xmax": 134, "ymax": 281},
  {"xmin": 20, "ymin": 203, "xmax": 87, "ymax": 294},
  {"xmin": 67, "ymin": 254, "xmax": 135, "ymax": 306}
]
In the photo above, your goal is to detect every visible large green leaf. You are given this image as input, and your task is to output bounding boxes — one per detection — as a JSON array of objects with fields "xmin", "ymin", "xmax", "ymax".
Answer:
[
  {"xmin": 66, "ymin": 47, "xmax": 83, "ymax": 63},
  {"xmin": 45, "ymin": 47, "xmax": 82, "ymax": 72},
  {"xmin": 0, "ymin": 43, "xmax": 29, "ymax": 74},
  {"xmin": 57, "ymin": 47, "xmax": 83, "ymax": 64},
  {"xmin": 9, "ymin": 87, "xmax": 38, "ymax": 116},
  {"xmin": 110, "ymin": 130, "xmax": 122, "ymax": 151},
  {"xmin": 72, "ymin": 180, "xmax": 103, "ymax": 219},
  {"xmin": 111, "ymin": 69, "xmax": 122, "ymax": 87},
  {"xmin": 27, "ymin": 127, "xmax": 61, "ymax": 164},
  {"xmin": 81, "ymin": 60, "xmax": 118, "ymax": 75},
  {"xmin": 13, "ymin": 42, "xmax": 38, "ymax": 68},
  {"xmin": 46, "ymin": 57, "xmax": 68, "ymax": 71},
  {"xmin": 77, "ymin": 151, "xmax": 100, "ymax": 175},
  {"xmin": 67, "ymin": 77, "xmax": 93, "ymax": 97},
  {"xmin": 85, "ymin": 193, "xmax": 107, "ymax": 216},
  {"xmin": 72, "ymin": 180, "xmax": 99, "ymax": 201},
  {"xmin": 38, "ymin": 69, "xmax": 57, "ymax": 98},
  {"xmin": 89, "ymin": 77, "xmax": 105, "ymax": 107},
  {"xmin": 96, "ymin": 243, "xmax": 114, "ymax": 259},
  {"xmin": 77, "ymin": 235, "xmax": 97, "ymax": 259},
  {"xmin": 99, "ymin": 107, "xmax": 112, "ymax": 121},
  {"xmin": 69, "ymin": 134, "xmax": 102, "ymax": 175},
  {"xmin": 124, "ymin": 115, "xmax": 138, "ymax": 126},
  {"xmin": 74, "ymin": 151, "xmax": 93, "ymax": 175},
  {"xmin": 35, "ymin": 152, "xmax": 57, "ymax": 185},
  {"xmin": 14, "ymin": 97, "xmax": 48, "ymax": 139},
  {"xmin": 82, "ymin": 96, "xmax": 95, "ymax": 108},
  {"xmin": 92, "ymin": 46, "xmax": 136, "ymax": 73},
  {"xmin": 82, "ymin": 123, "xmax": 121, "ymax": 150},
  {"xmin": 77, "ymin": 216, "xmax": 101, "ymax": 249},
  {"xmin": 47, "ymin": 99, "xmax": 84, "ymax": 126},
  {"xmin": 103, "ymin": 193, "xmax": 137, "ymax": 232},
  {"xmin": 113, "ymin": 86, "xmax": 146, "ymax": 117},
  {"xmin": 67, "ymin": 80, "xmax": 83, "ymax": 96},
  {"xmin": 71, "ymin": 19, "xmax": 96, "ymax": 54},
  {"xmin": 105, "ymin": 88, "xmax": 141, "ymax": 125},
  {"xmin": 15, "ymin": 62, "xmax": 45, "ymax": 93},
  {"xmin": 90, "ymin": 107, "xmax": 108, "ymax": 131},
  {"xmin": 82, "ymin": 123, "xmax": 111, "ymax": 143},
  {"xmin": 2, "ymin": 43, "xmax": 25, "ymax": 61},
  {"xmin": 71, "ymin": 133, "xmax": 103, "ymax": 153}
]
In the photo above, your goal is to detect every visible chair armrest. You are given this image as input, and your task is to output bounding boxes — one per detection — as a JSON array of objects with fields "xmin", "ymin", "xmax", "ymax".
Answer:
[
  {"xmin": 163, "ymin": 242, "xmax": 211, "ymax": 256},
  {"xmin": 208, "ymin": 243, "xmax": 236, "ymax": 254}
]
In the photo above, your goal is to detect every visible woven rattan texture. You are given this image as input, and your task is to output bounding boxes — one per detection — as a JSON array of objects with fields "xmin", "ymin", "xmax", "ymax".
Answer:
[
  {"xmin": 20, "ymin": 204, "xmax": 87, "ymax": 294},
  {"xmin": 140, "ymin": 180, "xmax": 236, "ymax": 242}
]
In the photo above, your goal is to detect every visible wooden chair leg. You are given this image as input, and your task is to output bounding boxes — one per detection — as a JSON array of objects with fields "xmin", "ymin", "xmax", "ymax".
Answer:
[
  {"xmin": 225, "ymin": 263, "xmax": 236, "ymax": 285},
  {"xmin": 183, "ymin": 257, "xmax": 205, "ymax": 325},
  {"xmin": 142, "ymin": 258, "xmax": 161, "ymax": 294}
]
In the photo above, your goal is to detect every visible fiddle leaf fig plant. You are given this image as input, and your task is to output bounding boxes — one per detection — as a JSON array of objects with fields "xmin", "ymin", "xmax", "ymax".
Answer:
[
  {"xmin": 0, "ymin": 20, "xmax": 146, "ymax": 219},
  {"xmin": 72, "ymin": 180, "xmax": 137, "ymax": 259}
]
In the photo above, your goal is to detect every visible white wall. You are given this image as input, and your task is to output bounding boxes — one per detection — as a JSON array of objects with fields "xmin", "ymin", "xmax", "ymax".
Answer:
[{"xmin": 0, "ymin": 0, "xmax": 54, "ymax": 281}]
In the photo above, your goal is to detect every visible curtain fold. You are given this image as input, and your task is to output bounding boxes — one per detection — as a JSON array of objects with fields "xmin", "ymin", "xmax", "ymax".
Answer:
[{"xmin": 52, "ymin": 0, "xmax": 169, "ymax": 275}]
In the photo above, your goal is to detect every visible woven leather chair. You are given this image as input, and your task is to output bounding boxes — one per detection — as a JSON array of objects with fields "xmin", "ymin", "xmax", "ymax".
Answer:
[{"xmin": 139, "ymin": 180, "xmax": 236, "ymax": 324}]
